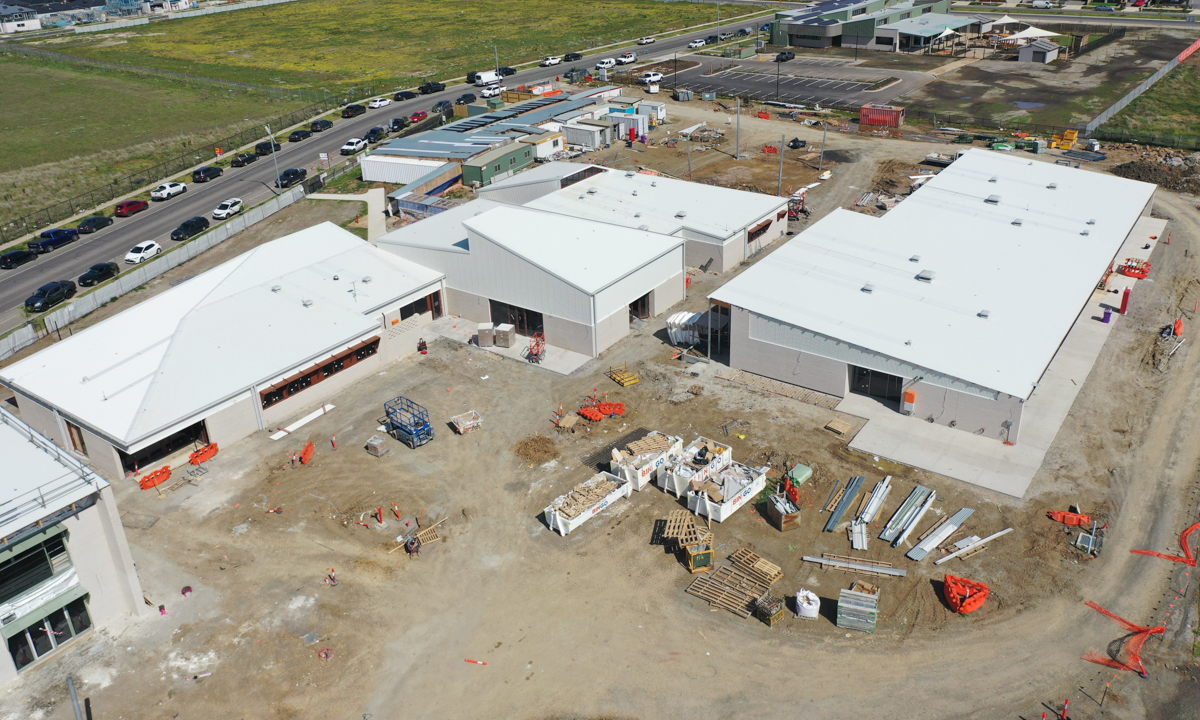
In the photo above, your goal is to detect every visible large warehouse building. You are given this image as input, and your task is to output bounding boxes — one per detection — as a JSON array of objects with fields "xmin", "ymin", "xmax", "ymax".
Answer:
[
  {"xmin": 0, "ymin": 224, "xmax": 445, "ymax": 479},
  {"xmin": 477, "ymin": 163, "xmax": 790, "ymax": 272},
  {"xmin": 710, "ymin": 149, "xmax": 1156, "ymax": 445}
]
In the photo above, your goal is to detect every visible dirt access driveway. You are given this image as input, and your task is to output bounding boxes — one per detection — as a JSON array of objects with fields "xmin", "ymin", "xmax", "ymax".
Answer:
[{"xmin": 4, "ymin": 121, "xmax": 1200, "ymax": 720}]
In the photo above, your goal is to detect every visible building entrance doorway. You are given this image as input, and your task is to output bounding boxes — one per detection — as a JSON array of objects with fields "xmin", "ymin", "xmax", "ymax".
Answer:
[
  {"xmin": 850, "ymin": 366, "xmax": 904, "ymax": 402},
  {"xmin": 489, "ymin": 300, "xmax": 544, "ymax": 337},
  {"xmin": 118, "ymin": 420, "xmax": 208, "ymax": 473},
  {"xmin": 629, "ymin": 292, "xmax": 651, "ymax": 322}
]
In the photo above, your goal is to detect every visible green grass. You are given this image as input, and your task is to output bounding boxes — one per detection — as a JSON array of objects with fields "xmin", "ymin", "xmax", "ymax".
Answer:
[
  {"xmin": 39, "ymin": 0, "xmax": 767, "ymax": 90},
  {"xmin": 0, "ymin": 54, "xmax": 307, "ymax": 220},
  {"xmin": 1103, "ymin": 59, "xmax": 1200, "ymax": 138}
]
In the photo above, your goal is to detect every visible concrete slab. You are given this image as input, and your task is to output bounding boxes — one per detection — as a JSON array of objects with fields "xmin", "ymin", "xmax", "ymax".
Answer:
[
  {"xmin": 307, "ymin": 188, "xmax": 387, "ymax": 241},
  {"xmin": 426, "ymin": 316, "xmax": 593, "ymax": 376},
  {"xmin": 843, "ymin": 217, "xmax": 1167, "ymax": 498}
]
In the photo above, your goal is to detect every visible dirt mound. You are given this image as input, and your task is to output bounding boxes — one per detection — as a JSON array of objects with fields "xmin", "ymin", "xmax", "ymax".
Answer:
[
  {"xmin": 513, "ymin": 435, "xmax": 560, "ymax": 464},
  {"xmin": 1110, "ymin": 160, "xmax": 1200, "ymax": 193}
]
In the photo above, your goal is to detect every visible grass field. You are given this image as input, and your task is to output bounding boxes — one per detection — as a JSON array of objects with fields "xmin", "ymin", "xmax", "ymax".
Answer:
[
  {"xmin": 0, "ymin": 54, "xmax": 306, "ymax": 220},
  {"xmin": 1102, "ymin": 55, "xmax": 1200, "ymax": 138},
  {"xmin": 37, "ymin": 0, "xmax": 767, "ymax": 89}
]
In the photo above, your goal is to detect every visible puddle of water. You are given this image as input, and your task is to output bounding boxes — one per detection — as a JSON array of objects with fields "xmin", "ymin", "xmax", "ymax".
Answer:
[
  {"xmin": 960, "ymin": 96, "xmax": 972, "ymax": 100},
  {"xmin": 1011, "ymin": 101, "xmax": 1046, "ymax": 110}
]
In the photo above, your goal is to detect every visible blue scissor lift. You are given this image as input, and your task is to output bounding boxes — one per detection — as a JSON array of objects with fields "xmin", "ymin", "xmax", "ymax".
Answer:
[{"xmin": 385, "ymin": 396, "xmax": 435, "ymax": 448}]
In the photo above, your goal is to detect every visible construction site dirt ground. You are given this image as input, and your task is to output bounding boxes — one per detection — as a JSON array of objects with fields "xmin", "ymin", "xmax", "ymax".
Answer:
[{"xmin": 4, "ymin": 108, "xmax": 1200, "ymax": 720}]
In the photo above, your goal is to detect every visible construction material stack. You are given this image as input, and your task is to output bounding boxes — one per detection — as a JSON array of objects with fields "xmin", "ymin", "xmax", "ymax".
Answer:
[
  {"xmin": 756, "ymin": 594, "xmax": 786, "ymax": 627},
  {"xmin": 837, "ymin": 582, "xmax": 880, "ymax": 633},
  {"xmin": 543, "ymin": 472, "xmax": 631, "ymax": 536},
  {"xmin": 609, "ymin": 431, "xmax": 683, "ymax": 491},
  {"xmin": 658, "ymin": 437, "xmax": 732, "ymax": 497},
  {"xmin": 687, "ymin": 462, "xmax": 767, "ymax": 522}
]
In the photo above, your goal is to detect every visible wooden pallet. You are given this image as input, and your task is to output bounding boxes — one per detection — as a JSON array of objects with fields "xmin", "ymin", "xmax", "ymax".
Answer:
[
  {"xmin": 729, "ymin": 548, "xmax": 783, "ymax": 586},
  {"xmin": 817, "ymin": 553, "xmax": 896, "ymax": 579},
  {"xmin": 824, "ymin": 486, "xmax": 846, "ymax": 513},
  {"xmin": 686, "ymin": 575, "xmax": 756, "ymax": 618},
  {"xmin": 607, "ymin": 362, "xmax": 641, "ymax": 387},
  {"xmin": 663, "ymin": 510, "xmax": 695, "ymax": 540},
  {"xmin": 678, "ymin": 526, "xmax": 713, "ymax": 549},
  {"xmin": 716, "ymin": 369, "xmax": 841, "ymax": 409},
  {"xmin": 627, "ymin": 434, "xmax": 671, "ymax": 456},
  {"xmin": 825, "ymin": 419, "xmax": 852, "ymax": 435}
]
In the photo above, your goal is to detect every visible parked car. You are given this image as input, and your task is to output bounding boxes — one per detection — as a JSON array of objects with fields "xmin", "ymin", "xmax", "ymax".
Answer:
[
  {"xmin": 418, "ymin": 81, "xmax": 446, "ymax": 94},
  {"xmin": 288, "ymin": 129, "xmax": 313, "ymax": 142},
  {"xmin": 151, "ymin": 182, "xmax": 187, "ymax": 200},
  {"xmin": 564, "ymin": 52, "xmax": 583, "ymax": 62},
  {"xmin": 705, "ymin": 35, "xmax": 719, "ymax": 45},
  {"xmin": 29, "ymin": 228, "xmax": 79, "ymax": 253},
  {"xmin": 311, "ymin": 118, "xmax": 334, "ymax": 132},
  {"xmin": 432, "ymin": 99, "xmax": 453, "ymax": 113},
  {"xmin": 617, "ymin": 52, "xmax": 637, "ymax": 65},
  {"xmin": 368, "ymin": 97, "xmax": 392, "ymax": 109},
  {"xmin": 365, "ymin": 126, "xmax": 388, "ymax": 143},
  {"xmin": 78, "ymin": 263, "xmax": 118, "ymax": 287},
  {"xmin": 717, "ymin": 31, "xmax": 734, "ymax": 41},
  {"xmin": 498, "ymin": 66, "xmax": 516, "ymax": 77},
  {"xmin": 171, "ymin": 216, "xmax": 210, "ymax": 241},
  {"xmin": 342, "ymin": 104, "xmax": 367, "ymax": 118},
  {"xmin": 255, "ymin": 141, "xmax": 282, "ymax": 155},
  {"xmin": 0, "ymin": 249, "xmax": 37, "ymax": 269},
  {"xmin": 394, "ymin": 90, "xmax": 418, "ymax": 101},
  {"xmin": 541, "ymin": 56, "xmax": 562, "ymax": 66},
  {"xmin": 125, "ymin": 241, "xmax": 162, "ymax": 264},
  {"xmin": 595, "ymin": 58, "xmax": 616, "ymax": 70},
  {"xmin": 455, "ymin": 92, "xmax": 477, "ymax": 105},
  {"xmin": 776, "ymin": 51, "xmax": 795, "ymax": 62},
  {"xmin": 761, "ymin": 23, "xmax": 772, "ymax": 31},
  {"xmin": 1095, "ymin": 3, "xmax": 1116, "ymax": 9},
  {"xmin": 213, "ymin": 198, "xmax": 243, "ymax": 220},
  {"xmin": 638, "ymin": 72, "xmax": 664, "ymax": 85},
  {"xmin": 390, "ymin": 117, "xmax": 412, "ymax": 132},
  {"xmin": 192, "ymin": 166, "xmax": 223, "ymax": 182},
  {"xmin": 340, "ymin": 138, "xmax": 367, "ymax": 155},
  {"xmin": 410, "ymin": 110, "xmax": 429, "ymax": 123},
  {"xmin": 230, "ymin": 153, "xmax": 259, "ymax": 167},
  {"xmin": 24, "ymin": 281, "xmax": 75, "ymax": 313},
  {"xmin": 735, "ymin": 27, "xmax": 753, "ymax": 37},
  {"xmin": 687, "ymin": 39, "xmax": 706, "ymax": 49},
  {"xmin": 637, "ymin": 36, "xmax": 655, "ymax": 45},
  {"xmin": 76, "ymin": 216, "xmax": 113, "ymax": 234},
  {"xmin": 276, "ymin": 168, "xmax": 307, "ymax": 189},
  {"xmin": 113, "ymin": 199, "xmax": 149, "ymax": 217},
  {"xmin": 480, "ymin": 84, "xmax": 506, "ymax": 99}
]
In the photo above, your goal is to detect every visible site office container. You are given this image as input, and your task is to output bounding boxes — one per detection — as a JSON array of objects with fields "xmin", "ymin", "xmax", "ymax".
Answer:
[{"xmin": 859, "ymin": 103, "xmax": 905, "ymax": 128}]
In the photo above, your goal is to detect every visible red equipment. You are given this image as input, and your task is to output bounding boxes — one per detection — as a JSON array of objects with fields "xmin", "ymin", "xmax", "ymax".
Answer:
[
  {"xmin": 189, "ymin": 443, "xmax": 219, "ymax": 466},
  {"xmin": 1047, "ymin": 509, "xmax": 1092, "ymax": 527},
  {"xmin": 782, "ymin": 477, "xmax": 800, "ymax": 506},
  {"xmin": 1131, "ymin": 518, "xmax": 1200, "ymax": 566},
  {"xmin": 138, "ymin": 465, "xmax": 172, "ymax": 490},
  {"xmin": 1118, "ymin": 259, "xmax": 1151, "ymax": 279},
  {"xmin": 943, "ymin": 574, "xmax": 990, "ymax": 614},
  {"xmin": 527, "ymin": 332, "xmax": 545, "ymax": 364},
  {"xmin": 299, "ymin": 440, "xmax": 315, "ymax": 465},
  {"xmin": 1082, "ymin": 601, "xmax": 1165, "ymax": 677}
]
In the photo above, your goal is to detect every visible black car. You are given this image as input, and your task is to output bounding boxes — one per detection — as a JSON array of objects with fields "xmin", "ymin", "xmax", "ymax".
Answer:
[
  {"xmin": 24, "ymin": 281, "xmax": 75, "ymax": 313},
  {"xmin": 342, "ymin": 104, "xmax": 367, "ymax": 118},
  {"xmin": 79, "ymin": 262, "xmax": 119, "ymax": 287},
  {"xmin": 466, "ymin": 71, "xmax": 481, "ymax": 84},
  {"xmin": 230, "ymin": 153, "xmax": 259, "ymax": 167},
  {"xmin": 564, "ymin": 52, "xmax": 583, "ymax": 62},
  {"xmin": 171, "ymin": 216, "xmax": 210, "ymax": 241},
  {"xmin": 389, "ymin": 117, "xmax": 412, "ymax": 132},
  {"xmin": 455, "ymin": 92, "xmax": 477, "ymax": 105},
  {"xmin": 498, "ymin": 66, "xmax": 516, "ymax": 77},
  {"xmin": 776, "ymin": 51, "xmax": 795, "ymax": 62},
  {"xmin": 29, "ymin": 228, "xmax": 79, "ymax": 253},
  {"xmin": 0, "ymin": 249, "xmax": 36, "ymax": 269},
  {"xmin": 289, "ymin": 129, "xmax": 313, "ymax": 142},
  {"xmin": 192, "ymin": 166, "xmax": 223, "ymax": 182},
  {"xmin": 311, "ymin": 119, "xmax": 334, "ymax": 132},
  {"xmin": 418, "ymin": 81, "xmax": 446, "ymax": 95},
  {"xmin": 432, "ymin": 100, "xmax": 453, "ymax": 113},
  {"xmin": 365, "ymin": 126, "xmax": 388, "ymax": 143},
  {"xmin": 255, "ymin": 141, "xmax": 282, "ymax": 156},
  {"xmin": 394, "ymin": 90, "xmax": 418, "ymax": 101},
  {"xmin": 77, "ymin": 216, "xmax": 114, "ymax": 234},
  {"xmin": 276, "ymin": 168, "xmax": 308, "ymax": 189}
]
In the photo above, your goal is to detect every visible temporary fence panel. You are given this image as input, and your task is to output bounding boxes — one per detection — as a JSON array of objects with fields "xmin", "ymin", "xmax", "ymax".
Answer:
[{"xmin": 1086, "ymin": 37, "xmax": 1200, "ymax": 137}]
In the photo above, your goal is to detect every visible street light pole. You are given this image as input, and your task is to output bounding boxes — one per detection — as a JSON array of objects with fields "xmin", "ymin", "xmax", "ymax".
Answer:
[
  {"xmin": 776, "ymin": 61, "xmax": 780, "ymax": 100},
  {"xmin": 818, "ymin": 122, "xmax": 827, "ymax": 172},
  {"xmin": 264, "ymin": 123, "xmax": 282, "ymax": 193}
]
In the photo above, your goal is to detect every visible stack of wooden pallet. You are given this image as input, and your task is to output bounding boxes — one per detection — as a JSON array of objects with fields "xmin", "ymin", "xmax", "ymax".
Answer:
[
  {"xmin": 552, "ymin": 477, "xmax": 620, "ymax": 520},
  {"xmin": 686, "ymin": 566, "xmax": 772, "ymax": 618},
  {"xmin": 730, "ymin": 548, "xmax": 784, "ymax": 586},
  {"xmin": 626, "ymin": 434, "xmax": 672, "ymax": 457}
]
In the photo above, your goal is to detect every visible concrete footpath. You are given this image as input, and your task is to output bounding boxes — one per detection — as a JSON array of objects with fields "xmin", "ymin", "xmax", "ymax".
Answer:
[{"xmin": 307, "ymin": 188, "xmax": 387, "ymax": 241}]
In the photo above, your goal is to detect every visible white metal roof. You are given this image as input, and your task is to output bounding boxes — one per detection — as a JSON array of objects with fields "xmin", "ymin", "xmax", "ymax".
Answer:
[
  {"xmin": 0, "ymin": 407, "xmax": 108, "ymax": 540},
  {"xmin": 0, "ymin": 223, "xmax": 443, "ymax": 451},
  {"xmin": 478, "ymin": 161, "xmax": 591, "ymax": 191},
  {"xmin": 711, "ymin": 149, "xmax": 1156, "ymax": 398},
  {"xmin": 462, "ymin": 205, "xmax": 683, "ymax": 294},
  {"xmin": 377, "ymin": 199, "xmax": 506, "ymax": 252},
  {"xmin": 518, "ymin": 164, "xmax": 788, "ymax": 240}
]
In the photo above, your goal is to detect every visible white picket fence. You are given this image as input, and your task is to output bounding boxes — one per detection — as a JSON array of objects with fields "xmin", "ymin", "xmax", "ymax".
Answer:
[
  {"xmin": 168, "ymin": 0, "xmax": 300, "ymax": 19},
  {"xmin": 0, "ymin": 186, "xmax": 306, "ymax": 361},
  {"xmin": 74, "ymin": 18, "xmax": 149, "ymax": 33}
]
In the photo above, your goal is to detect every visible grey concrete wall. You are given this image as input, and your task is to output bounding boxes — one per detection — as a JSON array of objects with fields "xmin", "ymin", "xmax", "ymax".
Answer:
[
  {"xmin": 543, "ymin": 313, "xmax": 595, "ymax": 356},
  {"xmin": 728, "ymin": 307, "xmax": 848, "ymax": 397},
  {"xmin": 444, "ymin": 287, "xmax": 491, "ymax": 324},
  {"xmin": 13, "ymin": 392, "xmax": 62, "ymax": 447},
  {"xmin": 204, "ymin": 396, "xmax": 260, "ymax": 448},
  {"xmin": 651, "ymin": 272, "xmax": 685, "ymax": 316},
  {"xmin": 684, "ymin": 238, "xmax": 724, "ymax": 272},
  {"xmin": 65, "ymin": 486, "xmax": 147, "ymax": 626},
  {"xmin": 909, "ymin": 381, "xmax": 1024, "ymax": 443},
  {"xmin": 12, "ymin": 393, "xmax": 123, "ymax": 479},
  {"xmin": 593, "ymin": 308, "xmax": 630, "ymax": 356}
]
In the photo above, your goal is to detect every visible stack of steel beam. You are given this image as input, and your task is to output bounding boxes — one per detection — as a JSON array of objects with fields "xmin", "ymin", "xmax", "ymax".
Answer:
[
  {"xmin": 824, "ymin": 476, "xmax": 865, "ymax": 532},
  {"xmin": 879, "ymin": 485, "xmax": 933, "ymax": 543},
  {"xmin": 907, "ymin": 508, "xmax": 974, "ymax": 561}
]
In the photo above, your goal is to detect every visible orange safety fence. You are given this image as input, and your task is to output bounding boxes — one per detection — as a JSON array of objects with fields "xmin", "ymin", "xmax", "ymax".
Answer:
[
  {"xmin": 757, "ymin": 111, "xmax": 770, "ymax": 120},
  {"xmin": 189, "ymin": 443, "xmax": 219, "ymax": 466},
  {"xmin": 139, "ymin": 465, "xmax": 172, "ymax": 490},
  {"xmin": 1082, "ymin": 601, "xmax": 1165, "ymax": 677},
  {"xmin": 762, "ymin": 145, "xmax": 778, "ymax": 154},
  {"xmin": 300, "ymin": 440, "xmax": 315, "ymax": 465},
  {"xmin": 943, "ymin": 574, "xmax": 990, "ymax": 614},
  {"xmin": 1130, "ymin": 518, "xmax": 1200, "ymax": 566},
  {"xmin": 1047, "ymin": 510, "xmax": 1092, "ymax": 527}
]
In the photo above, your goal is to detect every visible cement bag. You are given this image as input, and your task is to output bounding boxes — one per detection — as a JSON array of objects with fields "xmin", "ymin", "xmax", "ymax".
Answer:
[{"xmin": 796, "ymin": 589, "xmax": 820, "ymax": 619}]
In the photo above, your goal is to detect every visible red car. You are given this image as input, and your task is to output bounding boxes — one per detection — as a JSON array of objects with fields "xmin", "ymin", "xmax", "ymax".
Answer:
[
  {"xmin": 410, "ymin": 111, "xmax": 429, "ymax": 123},
  {"xmin": 114, "ymin": 199, "xmax": 149, "ymax": 217}
]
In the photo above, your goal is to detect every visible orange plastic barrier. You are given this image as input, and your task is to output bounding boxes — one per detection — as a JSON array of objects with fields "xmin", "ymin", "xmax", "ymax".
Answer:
[
  {"xmin": 579, "ymin": 407, "xmax": 604, "ymax": 422},
  {"xmin": 762, "ymin": 145, "xmax": 778, "ymax": 154},
  {"xmin": 189, "ymin": 443, "xmax": 219, "ymax": 466},
  {"xmin": 1047, "ymin": 510, "xmax": 1092, "ymax": 527},
  {"xmin": 943, "ymin": 574, "xmax": 989, "ymax": 614},
  {"xmin": 139, "ymin": 465, "xmax": 172, "ymax": 490},
  {"xmin": 757, "ymin": 111, "xmax": 770, "ymax": 120},
  {"xmin": 299, "ymin": 440, "xmax": 315, "ymax": 465},
  {"xmin": 1118, "ymin": 259, "xmax": 1151, "ymax": 279}
]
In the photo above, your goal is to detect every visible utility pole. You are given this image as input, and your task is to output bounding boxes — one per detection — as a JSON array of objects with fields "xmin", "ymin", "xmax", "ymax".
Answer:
[
  {"xmin": 717, "ymin": 2, "xmax": 720, "ymax": 39},
  {"xmin": 735, "ymin": 97, "xmax": 740, "ymax": 159},
  {"xmin": 818, "ymin": 122, "xmax": 827, "ymax": 172},
  {"xmin": 264, "ymin": 123, "xmax": 282, "ymax": 193},
  {"xmin": 776, "ymin": 60, "xmax": 780, "ymax": 101},
  {"xmin": 687, "ymin": 134, "xmax": 693, "ymax": 179},
  {"xmin": 67, "ymin": 677, "xmax": 83, "ymax": 720},
  {"xmin": 778, "ymin": 134, "xmax": 784, "ymax": 196}
]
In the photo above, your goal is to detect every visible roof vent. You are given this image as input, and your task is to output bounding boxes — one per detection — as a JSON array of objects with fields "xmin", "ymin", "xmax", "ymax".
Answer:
[
  {"xmin": 271, "ymin": 285, "xmax": 282, "ymax": 293},
  {"xmin": 1012, "ymin": 218, "xmax": 1023, "ymax": 226},
  {"xmin": 1081, "ymin": 229, "xmax": 1090, "ymax": 236},
  {"xmin": 634, "ymin": 212, "xmax": 642, "ymax": 217},
  {"xmin": 625, "ymin": 172, "xmax": 635, "ymax": 178},
  {"xmin": 632, "ymin": 190, "xmax": 638, "ymax": 196},
  {"xmin": 587, "ymin": 188, "xmax": 598, "ymax": 194},
  {"xmin": 988, "ymin": 176, "xmax": 998, "ymax": 183},
  {"xmin": 333, "ymin": 275, "xmax": 339, "ymax": 281},
  {"xmin": 1087, "ymin": 218, "xmax": 1096, "ymax": 225},
  {"xmin": 978, "ymin": 309, "xmax": 991, "ymax": 319},
  {"xmin": 985, "ymin": 194, "xmax": 1001, "ymax": 205},
  {"xmin": 916, "ymin": 270, "xmax": 936, "ymax": 283},
  {"xmin": 676, "ymin": 210, "xmax": 687, "ymax": 218},
  {"xmin": 578, "ymin": 195, "xmax": 585, "ymax": 199},
  {"xmin": 362, "ymin": 276, "xmax": 372, "ymax": 284},
  {"xmin": 1047, "ymin": 182, "xmax": 1058, "ymax": 190},
  {"xmin": 302, "ymin": 299, "xmax": 313, "ymax": 307},
  {"xmin": 862, "ymin": 283, "xmax": 875, "ymax": 294},
  {"xmin": 909, "ymin": 255, "xmax": 920, "ymax": 263},
  {"xmin": 638, "ymin": 225, "xmax": 650, "ymax": 231},
  {"xmin": 651, "ymin": 181, "xmax": 657, "ymax": 187}
]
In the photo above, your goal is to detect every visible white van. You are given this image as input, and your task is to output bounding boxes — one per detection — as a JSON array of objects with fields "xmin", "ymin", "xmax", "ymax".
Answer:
[
  {"xmin": 474, "ymin": 70, "xmax": 501, "ymax": 86},
  {"xmin": 595, "ymin": 58, "xmax": 616, "ymax": 70},
  {"xmin": 1031, "ymin": 0, "xmax": 1053, "ymax": 7}
]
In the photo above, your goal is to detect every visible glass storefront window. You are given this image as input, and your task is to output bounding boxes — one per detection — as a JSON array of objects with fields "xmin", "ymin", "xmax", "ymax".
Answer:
[
  {"xmin": 7, "ymin": 633, "xmax": 33, "ymax": 671},
  {"xmin": 67, "ymin": 598, "xmax": 91, "ymax": 635}
]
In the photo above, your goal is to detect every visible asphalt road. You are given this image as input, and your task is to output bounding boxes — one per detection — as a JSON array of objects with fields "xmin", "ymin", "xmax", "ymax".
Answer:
[{"xmin": 0, "ymin": 18, "xmax": 777, "ymax": 334}]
